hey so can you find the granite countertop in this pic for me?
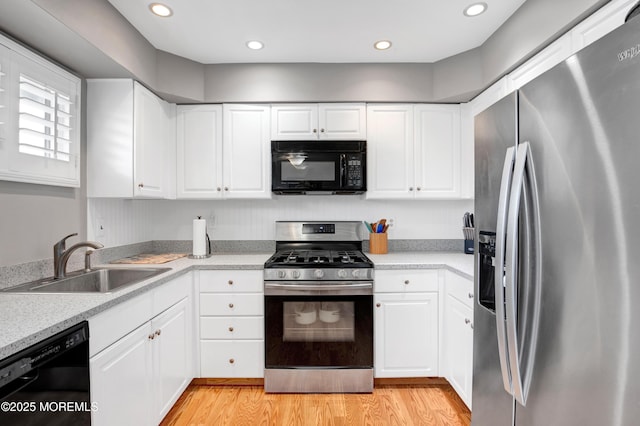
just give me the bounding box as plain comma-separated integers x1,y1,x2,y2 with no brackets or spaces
367,251,474,280
0,251,472,360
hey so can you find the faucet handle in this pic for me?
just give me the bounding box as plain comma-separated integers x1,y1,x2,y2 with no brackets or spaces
54,233,78,251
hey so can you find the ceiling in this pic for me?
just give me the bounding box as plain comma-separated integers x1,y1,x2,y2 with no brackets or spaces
107,0,527,64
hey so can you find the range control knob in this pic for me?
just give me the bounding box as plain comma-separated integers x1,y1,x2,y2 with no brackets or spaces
352,269,361,278
291,270,301,279
277,270,287,279
338,269,347,278
314,269,325,279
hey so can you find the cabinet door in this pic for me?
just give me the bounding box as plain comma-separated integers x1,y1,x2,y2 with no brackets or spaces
271,104,319,140
318,103,366,140
176,104,223,199
365,104,414,199
446,294,473,408
374,292,438,377
414,104,461,199
90,322,153,426
134,82,166,198
152,298,191,423
223,104,271,198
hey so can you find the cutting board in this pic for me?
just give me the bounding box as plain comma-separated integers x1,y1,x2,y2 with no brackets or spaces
110,253,187,264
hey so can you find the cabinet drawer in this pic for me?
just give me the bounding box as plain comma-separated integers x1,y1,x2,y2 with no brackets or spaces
375,269,439,293
200,293,263,316
446,271,474,308
200,340,264,378
199,270,263,293
200,316,264,339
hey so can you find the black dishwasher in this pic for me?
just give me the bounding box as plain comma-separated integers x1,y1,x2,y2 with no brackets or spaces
0,321,91,425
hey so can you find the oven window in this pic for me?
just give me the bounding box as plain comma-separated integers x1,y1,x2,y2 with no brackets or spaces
283,301,354,342
265,295,373,368
281,161,335,181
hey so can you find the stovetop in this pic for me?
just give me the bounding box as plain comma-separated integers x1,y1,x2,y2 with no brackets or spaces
265,249,373,269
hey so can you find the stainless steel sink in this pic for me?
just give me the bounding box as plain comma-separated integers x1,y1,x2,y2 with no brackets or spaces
2,267,171,294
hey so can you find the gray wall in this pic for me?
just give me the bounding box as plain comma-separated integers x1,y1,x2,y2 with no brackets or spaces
11,0,611,103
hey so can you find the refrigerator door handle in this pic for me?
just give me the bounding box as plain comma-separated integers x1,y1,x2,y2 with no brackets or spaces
505,141,542,406
495,146,516,396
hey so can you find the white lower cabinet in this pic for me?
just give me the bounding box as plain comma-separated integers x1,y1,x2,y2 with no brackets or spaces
198,270,264,378
89,274,193,426
444,271,474,408
374,269,439,378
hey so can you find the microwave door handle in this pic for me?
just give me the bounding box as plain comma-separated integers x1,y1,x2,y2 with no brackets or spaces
340,154,347,187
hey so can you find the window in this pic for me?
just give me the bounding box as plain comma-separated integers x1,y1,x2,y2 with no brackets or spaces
18,74,73,162
0,33,81,187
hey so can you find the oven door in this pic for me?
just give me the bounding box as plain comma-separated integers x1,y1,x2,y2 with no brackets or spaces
264,282,373,369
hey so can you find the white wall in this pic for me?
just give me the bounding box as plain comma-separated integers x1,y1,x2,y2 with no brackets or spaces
88,198,474,248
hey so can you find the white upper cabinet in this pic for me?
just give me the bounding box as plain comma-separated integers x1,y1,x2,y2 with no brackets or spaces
570,0,636,53
365,104,414,199
0,34,81,187
271,103,366,140
366,104,463,199
222,104,271,199
176,105,223,199
414,104,461,199
87,79,175,199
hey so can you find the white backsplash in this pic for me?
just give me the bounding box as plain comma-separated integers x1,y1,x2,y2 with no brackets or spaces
88,197,474,247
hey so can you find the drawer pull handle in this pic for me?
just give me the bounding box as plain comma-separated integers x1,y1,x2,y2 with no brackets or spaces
228,280,234,285
229,358,235,364
148,334,155,340
155,329,161,336
228,327,234,332
468,293,474,299
404,280,410,285
465,318,471,324
229,303,234,308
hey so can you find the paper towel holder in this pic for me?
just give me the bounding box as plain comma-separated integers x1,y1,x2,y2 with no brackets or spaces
188,216,213,259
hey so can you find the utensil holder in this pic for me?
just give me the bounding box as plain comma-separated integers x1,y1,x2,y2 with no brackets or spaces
369,232,388,254
463,227,474,254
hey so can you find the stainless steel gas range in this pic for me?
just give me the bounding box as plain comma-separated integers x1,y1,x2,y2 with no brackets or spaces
263,221,374,393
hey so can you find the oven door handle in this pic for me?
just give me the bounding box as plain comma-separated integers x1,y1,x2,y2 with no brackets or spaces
264,282,373,295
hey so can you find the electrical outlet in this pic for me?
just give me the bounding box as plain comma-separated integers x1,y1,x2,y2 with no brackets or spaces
207,212,216,230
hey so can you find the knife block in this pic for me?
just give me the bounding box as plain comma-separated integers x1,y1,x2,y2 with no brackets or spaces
369,232,388,254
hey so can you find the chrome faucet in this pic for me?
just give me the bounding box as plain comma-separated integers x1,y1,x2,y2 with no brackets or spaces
53,233,104,279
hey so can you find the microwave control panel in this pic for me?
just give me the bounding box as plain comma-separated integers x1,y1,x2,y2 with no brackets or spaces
346,154,363,187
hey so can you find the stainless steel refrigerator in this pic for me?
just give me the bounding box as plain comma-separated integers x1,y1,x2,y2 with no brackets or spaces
472,12,640,426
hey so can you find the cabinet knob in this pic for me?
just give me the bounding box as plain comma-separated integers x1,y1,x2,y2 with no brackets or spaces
313,129,317,133
155,329,161,336
320,128,325,133
228,303,234,308
229,358,235,364
376,303,381,308
138,183,144,188
228,280,234,285
465,318,471,324
404,280,410,285
217,187,222,192
224,187,229,191
468,293,474,299
228,326,234,332
417,187,421,191
148,334,155,340
409,187,414,191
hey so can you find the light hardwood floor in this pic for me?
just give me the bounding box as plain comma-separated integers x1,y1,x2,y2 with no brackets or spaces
161,383,471,426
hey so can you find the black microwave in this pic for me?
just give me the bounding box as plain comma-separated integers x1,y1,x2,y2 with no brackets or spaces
271,140,366,194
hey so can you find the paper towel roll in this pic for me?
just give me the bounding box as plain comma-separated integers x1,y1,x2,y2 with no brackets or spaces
192,219,207,256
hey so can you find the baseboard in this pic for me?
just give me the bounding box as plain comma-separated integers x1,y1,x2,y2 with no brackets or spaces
192,377,449,387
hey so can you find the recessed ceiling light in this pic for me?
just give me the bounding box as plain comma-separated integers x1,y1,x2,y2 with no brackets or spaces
149,3,173,17
464,2,488,17
246,41,264,50
374,40,392,50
